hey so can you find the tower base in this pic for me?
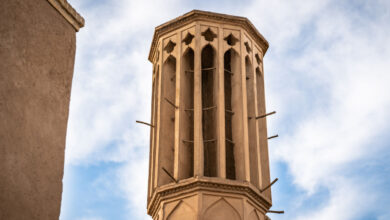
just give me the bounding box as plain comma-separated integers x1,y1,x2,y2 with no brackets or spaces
148,177,272,220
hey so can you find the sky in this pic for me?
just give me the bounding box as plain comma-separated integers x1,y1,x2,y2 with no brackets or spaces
60,0,390,219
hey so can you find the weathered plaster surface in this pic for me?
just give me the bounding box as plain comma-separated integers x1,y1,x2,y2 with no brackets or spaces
0,0,79,218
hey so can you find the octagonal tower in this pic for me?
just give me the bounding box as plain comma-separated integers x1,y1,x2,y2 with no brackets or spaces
146,10,275,220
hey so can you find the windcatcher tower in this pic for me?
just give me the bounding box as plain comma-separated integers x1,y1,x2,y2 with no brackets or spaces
146,10,276,220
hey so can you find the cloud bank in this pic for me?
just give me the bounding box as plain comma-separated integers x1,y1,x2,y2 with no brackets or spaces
62,0,390,219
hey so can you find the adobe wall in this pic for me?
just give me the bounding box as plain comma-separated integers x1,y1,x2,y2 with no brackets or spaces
0,0,78,218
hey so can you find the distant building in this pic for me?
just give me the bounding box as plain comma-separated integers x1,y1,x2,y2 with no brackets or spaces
146,10,278,220
0,0,83,219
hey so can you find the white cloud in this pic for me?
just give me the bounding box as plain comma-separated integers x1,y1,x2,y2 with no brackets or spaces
245,0,390,219
66,0,185,165
64,0,184,218
63,0,390,219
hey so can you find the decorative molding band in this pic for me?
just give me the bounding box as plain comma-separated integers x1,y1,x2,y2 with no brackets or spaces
46,0,84,31
148,10,269,62
147,177,273,217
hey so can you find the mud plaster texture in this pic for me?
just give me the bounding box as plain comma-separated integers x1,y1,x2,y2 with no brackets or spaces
0,0,76,219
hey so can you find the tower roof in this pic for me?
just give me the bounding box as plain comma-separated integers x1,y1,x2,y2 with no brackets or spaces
148,10,269,62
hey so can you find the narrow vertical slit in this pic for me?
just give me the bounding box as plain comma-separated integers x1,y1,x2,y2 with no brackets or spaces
180,48,194,179
246,56,259,187
224,49,236,180
159,56,176,185
201,45,217,177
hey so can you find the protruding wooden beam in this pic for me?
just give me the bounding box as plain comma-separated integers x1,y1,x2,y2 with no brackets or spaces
182,140,194,144
260,178,278,192
268,134,279,140
256,111,276,119
162,167,178,183
224,69,234,75
164,97,178,109
202,67,216,71
203,139,216,143
226,139,235,145
225,109,234,115
203,105,217,111
136,120,154,127
267,210,284,214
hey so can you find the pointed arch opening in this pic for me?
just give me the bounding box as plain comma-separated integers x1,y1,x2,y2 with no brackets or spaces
255,67,264,115
201,44,218,177
158,55,176,186
224,48,245,180
246,56,259,187
179,48,194,180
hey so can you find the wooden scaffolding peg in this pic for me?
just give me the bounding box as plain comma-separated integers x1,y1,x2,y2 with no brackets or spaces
203,105,217,111
267,210,284,214
268,134,278,140
182,140,194,144
256,111,276,119
202,67,216,71
260,178,278,192
162,167,178,183
135,120,154,127
203,139,216,143
225,109,235,115
164,97,178,109
224,69,234,75
226,138,235,145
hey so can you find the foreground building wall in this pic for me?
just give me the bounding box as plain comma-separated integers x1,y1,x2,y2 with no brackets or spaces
0,0,83,219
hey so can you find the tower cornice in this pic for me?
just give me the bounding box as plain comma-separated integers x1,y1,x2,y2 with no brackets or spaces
148,10,269,62
147,177,272,218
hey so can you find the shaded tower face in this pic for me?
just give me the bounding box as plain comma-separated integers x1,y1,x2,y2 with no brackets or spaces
147,10,272,220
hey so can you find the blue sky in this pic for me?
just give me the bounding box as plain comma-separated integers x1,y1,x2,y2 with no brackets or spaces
61,0,390,219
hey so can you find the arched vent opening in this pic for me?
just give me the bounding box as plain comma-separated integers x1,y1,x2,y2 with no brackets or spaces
255,67,264,114
224,49,236,180
246,56,259,187
159,56,176,186
180,48,194,179
201,45,217,177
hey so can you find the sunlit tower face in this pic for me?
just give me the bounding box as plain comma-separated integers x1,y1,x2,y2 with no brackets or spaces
144,10,278,220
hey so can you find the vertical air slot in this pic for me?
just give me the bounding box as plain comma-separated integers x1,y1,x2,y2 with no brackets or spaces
224,49,236,180
180,48,194,179
201,45,217,177
246,56,259,187
159,56,176,185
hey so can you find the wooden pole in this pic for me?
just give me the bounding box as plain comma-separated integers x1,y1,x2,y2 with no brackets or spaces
164,97,178,109
162,167,178,183
135,120,154,127
268,134,278,140
256,111,276,119
261,178,278,192
268,210,284,214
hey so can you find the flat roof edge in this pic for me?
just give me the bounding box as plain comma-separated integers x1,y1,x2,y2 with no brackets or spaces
47,0,85,31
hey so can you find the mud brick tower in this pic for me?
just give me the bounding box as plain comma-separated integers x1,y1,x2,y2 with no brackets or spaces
146,10,275,220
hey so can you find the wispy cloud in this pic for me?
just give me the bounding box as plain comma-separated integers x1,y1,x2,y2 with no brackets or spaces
62,0,390,219
245,0,390,219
